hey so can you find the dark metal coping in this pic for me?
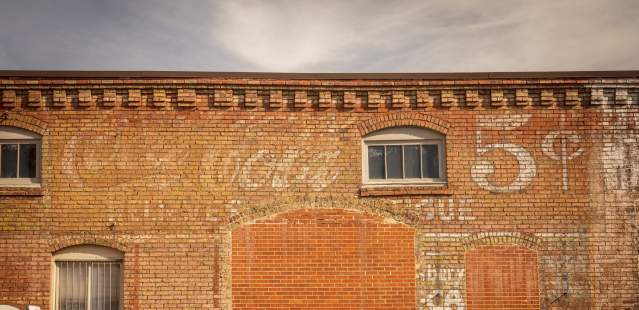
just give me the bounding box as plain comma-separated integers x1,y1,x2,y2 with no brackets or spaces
0,70,638,80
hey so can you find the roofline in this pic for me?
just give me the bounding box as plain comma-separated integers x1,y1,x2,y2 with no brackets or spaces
0,70,638,80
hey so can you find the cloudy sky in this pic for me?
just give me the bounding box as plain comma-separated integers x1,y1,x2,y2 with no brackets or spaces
0,0,638,72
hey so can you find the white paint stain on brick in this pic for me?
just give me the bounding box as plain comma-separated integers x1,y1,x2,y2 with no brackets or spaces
601,107,639,191
471,114,537,193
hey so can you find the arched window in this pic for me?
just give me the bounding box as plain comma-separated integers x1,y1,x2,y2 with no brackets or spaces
362,126,446,186
53,245,123,310
0,126,40,186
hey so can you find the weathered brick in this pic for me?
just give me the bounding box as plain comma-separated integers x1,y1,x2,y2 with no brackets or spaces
152,89,167,107
2,90,16,108
0,72,636,310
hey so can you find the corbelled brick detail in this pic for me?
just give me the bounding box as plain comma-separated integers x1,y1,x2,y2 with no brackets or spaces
491,89,507,107
294,90,309,109
591,88,605,105
441,89,457,107
52,90,67,107
152,89,167,107
78,89,94,107
343,91,358,109
27,90,42,107
391,90,407,108
541,89,556,106
177,89,196,107
318,91,331,109
616,88,630,105
102,89,117,107
243,89,258,108
565,89,581,106
214,89,233,107
127,89,141,107
2,90,16,108
367,91,383,109
466,90,481,107
516,88,532,106
416,90,434,108
269,90,282,109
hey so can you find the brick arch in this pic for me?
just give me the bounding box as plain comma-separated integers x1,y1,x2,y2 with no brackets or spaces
49,235,128,253
357,112,449,136
225,195,416,230
461,231,541,250
0,112,48,136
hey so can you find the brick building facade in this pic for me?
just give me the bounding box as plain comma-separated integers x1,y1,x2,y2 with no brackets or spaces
0,71,637,309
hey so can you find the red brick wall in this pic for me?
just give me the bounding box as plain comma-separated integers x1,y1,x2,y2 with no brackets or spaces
465,245,540,310
231,208,415,309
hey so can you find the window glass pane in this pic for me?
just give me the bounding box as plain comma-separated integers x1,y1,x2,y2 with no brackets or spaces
19,144,37,178
421,145,440,178
91,262,121,310
403,145,421,178
57,261,88,310
1,144,18,178
386,146,403,179
57,261,121,310
368,146,385,179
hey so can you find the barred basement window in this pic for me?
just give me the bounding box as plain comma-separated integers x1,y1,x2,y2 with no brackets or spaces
53,245,123,310
362,126,446,186
0,126,40,187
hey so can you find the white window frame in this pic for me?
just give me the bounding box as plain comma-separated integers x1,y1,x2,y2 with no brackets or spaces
51,245,124,310
0,126,41,187
362,126,447,187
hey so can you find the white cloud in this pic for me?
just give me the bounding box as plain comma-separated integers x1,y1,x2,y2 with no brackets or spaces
0,0,638,71
209,0,639,72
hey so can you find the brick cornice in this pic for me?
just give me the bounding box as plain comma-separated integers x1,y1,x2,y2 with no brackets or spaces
0,76,638,111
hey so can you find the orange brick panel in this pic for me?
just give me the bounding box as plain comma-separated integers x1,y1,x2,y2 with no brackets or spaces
232,209,416,309
465,245,540,310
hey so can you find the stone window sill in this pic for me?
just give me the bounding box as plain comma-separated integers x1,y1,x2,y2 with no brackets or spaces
359,184,452,197
0,186,44,196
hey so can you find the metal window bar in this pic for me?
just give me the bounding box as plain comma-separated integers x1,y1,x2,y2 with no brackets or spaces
56,261,122,310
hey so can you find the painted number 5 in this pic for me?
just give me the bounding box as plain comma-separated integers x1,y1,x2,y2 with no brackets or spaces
470,114,537,193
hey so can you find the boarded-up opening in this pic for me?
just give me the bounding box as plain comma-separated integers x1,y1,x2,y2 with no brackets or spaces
465,245,540,310
231,208,416,309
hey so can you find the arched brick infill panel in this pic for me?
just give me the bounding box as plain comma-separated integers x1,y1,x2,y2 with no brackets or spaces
231,208,416,309
465,244,541,310
358,112,449,136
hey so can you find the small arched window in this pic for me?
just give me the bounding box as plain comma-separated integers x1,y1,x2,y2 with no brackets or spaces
362,126,446,186
0,126,40,186
53,245,123,310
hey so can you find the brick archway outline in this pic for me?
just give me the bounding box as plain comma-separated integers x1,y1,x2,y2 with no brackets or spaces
49,235,128,254
461,231,541,250
217,194,420,310
0,112,48,136
357,112,449,137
